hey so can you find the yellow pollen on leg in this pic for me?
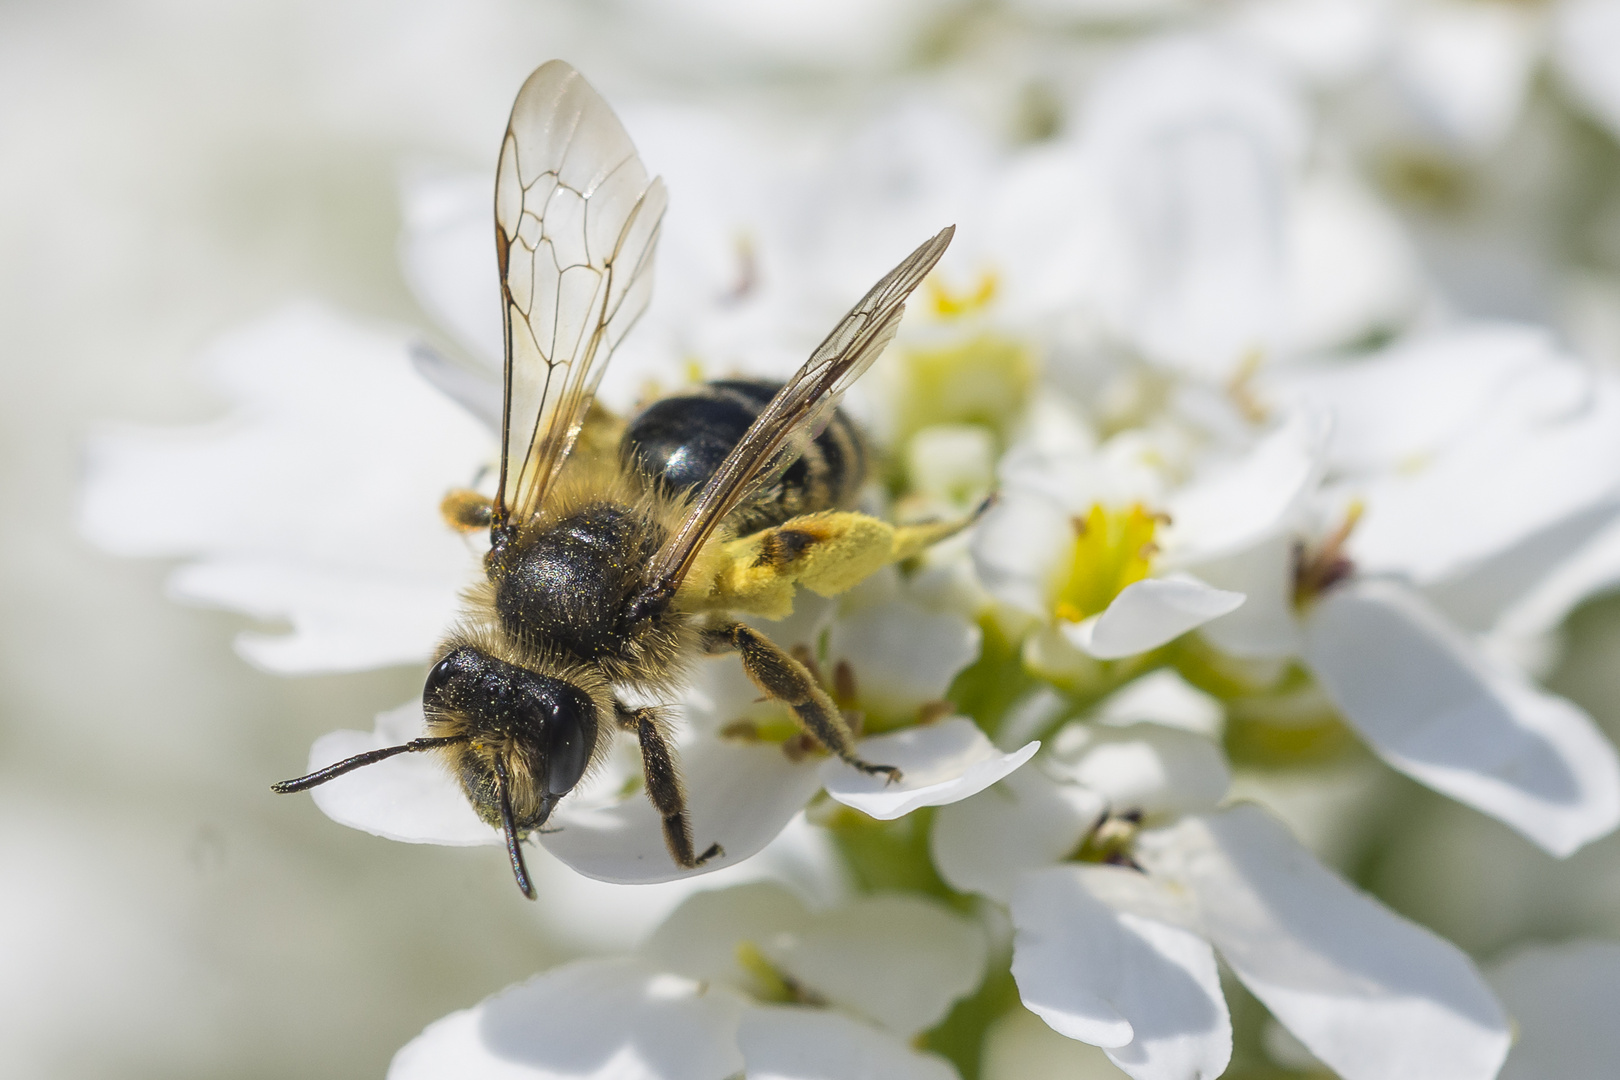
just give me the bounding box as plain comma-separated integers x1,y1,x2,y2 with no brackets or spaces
1051,503,1161,623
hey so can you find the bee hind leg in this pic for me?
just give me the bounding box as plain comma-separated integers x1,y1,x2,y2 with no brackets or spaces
614,702,723,869
701,622,902,783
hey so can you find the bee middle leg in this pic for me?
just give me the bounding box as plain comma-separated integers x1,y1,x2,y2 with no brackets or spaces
701,622,902,783
613,702,723,869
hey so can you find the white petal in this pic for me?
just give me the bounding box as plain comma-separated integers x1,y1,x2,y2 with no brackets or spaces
931,765,1107,903
1282,171,1422,355
78,304,492,674
1303,579,1620,856
543,736,825,885
1489,505,1620,640
1162,412,1324,565
1010,866,1231,1080
1141,805,1511,1080
971,487,1072,616
1082,38,1307,380
1555,0,1620,140
641,882,814,990
389,957,745,1080
399,166,503,368
825,597,980,724
1065,575,1245,660
305,701,496,847
168,557,461,673
1051,723,1231,817
1392,1,1540,151
1184,533,1302,659
1095,670,1224,737
821,718,1039,820
1489,940,1620,1080
737,1006,956,1080
766,894,988,1037
1260,322,1551,475
529,819,850,955
1349,358,1620,584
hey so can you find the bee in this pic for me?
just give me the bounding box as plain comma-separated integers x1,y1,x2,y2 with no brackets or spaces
273,60,964,898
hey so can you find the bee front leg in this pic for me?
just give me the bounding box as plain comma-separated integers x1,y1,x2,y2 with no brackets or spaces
701,623,902,783
614,702,723,870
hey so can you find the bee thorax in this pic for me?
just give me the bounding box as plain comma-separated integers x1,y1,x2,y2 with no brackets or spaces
491,502,667,662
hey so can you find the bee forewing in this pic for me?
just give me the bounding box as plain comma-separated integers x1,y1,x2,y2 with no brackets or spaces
495,60,666,528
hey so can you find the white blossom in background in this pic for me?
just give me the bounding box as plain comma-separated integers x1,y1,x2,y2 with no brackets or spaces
80,305,488,673
933,719,1512,1080
1204,325,1620,857
391,883,985,1080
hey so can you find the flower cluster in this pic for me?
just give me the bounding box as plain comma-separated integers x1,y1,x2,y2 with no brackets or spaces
82,3,1620,1077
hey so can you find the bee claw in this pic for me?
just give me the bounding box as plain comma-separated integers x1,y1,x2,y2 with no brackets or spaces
857,762,902,786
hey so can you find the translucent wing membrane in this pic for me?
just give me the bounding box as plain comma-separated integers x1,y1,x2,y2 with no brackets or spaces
495,60,667,528
644,226,955,597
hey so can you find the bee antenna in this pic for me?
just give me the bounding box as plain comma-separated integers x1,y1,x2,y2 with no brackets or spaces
493,755,538,900
270,735,470,794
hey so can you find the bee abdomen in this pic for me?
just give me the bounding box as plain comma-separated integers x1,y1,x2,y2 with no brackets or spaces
622,378,866,534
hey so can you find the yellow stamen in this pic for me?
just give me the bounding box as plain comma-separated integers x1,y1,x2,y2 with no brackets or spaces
927,269,999,318
1052,504,1160,623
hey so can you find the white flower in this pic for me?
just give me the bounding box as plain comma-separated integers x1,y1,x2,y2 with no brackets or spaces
1192,324,1620,856
301,569,1036,884
1015,35,1422,381
80,304,487,673
972,407,1319,665
390,883,986,1080
933,720,1513,1080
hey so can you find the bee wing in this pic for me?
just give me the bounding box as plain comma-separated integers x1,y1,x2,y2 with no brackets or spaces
643,226,954,597
494,60,666,529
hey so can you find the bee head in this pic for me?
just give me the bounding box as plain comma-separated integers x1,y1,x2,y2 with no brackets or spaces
421,646,601,834
271,645,603,901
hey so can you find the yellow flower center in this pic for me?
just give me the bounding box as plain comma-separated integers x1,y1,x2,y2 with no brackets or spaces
894,334,1036,448
927,269,999,318
1052,503,1160,623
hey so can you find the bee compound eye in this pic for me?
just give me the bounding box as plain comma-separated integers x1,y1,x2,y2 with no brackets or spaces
423,649,471,706
542,684,599,797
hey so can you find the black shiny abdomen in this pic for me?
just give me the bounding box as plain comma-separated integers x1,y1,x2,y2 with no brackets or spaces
493,502,663,660
621,378,866,534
